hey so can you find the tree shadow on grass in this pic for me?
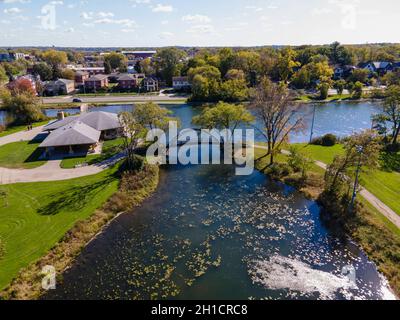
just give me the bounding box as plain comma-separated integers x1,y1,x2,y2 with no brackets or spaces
37,174,118,216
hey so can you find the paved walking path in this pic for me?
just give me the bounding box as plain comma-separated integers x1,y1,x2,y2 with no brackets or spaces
0,126,45,147
256,145,400,229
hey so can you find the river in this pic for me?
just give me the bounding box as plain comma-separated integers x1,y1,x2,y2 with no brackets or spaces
42,101,395,300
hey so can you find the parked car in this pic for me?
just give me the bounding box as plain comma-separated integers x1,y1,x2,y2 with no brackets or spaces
72,98,82,103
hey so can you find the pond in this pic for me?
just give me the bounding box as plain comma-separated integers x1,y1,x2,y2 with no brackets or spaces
42,102,395,300
43,162,394,300
41,101,382,143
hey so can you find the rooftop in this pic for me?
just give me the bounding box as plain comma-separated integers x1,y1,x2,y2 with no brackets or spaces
44,111,122,132
40,121,101,148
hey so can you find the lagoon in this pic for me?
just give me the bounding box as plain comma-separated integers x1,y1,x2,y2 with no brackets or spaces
42,102,394,300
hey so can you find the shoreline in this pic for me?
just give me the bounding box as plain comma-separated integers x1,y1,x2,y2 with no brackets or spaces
0,163,160,300
0,96,383,112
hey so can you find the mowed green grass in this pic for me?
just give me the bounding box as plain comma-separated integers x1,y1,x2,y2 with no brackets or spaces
0,121,49,138
292,143,345,164
0,141,47,169
60,138,125,169
0,165,120,290
292,143,400,216
360,170,400,216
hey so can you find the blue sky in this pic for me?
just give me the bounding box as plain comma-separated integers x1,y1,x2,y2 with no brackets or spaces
0,0,399,47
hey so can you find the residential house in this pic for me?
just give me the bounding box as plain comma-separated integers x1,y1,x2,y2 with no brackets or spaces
8,74,40,95
117,74,137,90
172,76,191,90
142,77,159,92
75,71,90,85
0,52,25,62
359,62,393,76
84,74,109,91
44,79,75,96
334,65,356,80
392,62,400,72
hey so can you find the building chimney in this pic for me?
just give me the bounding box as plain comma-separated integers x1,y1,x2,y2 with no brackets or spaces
57,111,65,121
80,103,89,114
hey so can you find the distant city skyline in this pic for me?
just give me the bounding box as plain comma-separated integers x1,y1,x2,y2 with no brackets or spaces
0,0,399,47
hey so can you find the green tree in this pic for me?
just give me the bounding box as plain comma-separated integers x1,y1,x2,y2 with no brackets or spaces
41,50,68,79
352,81,363,99
233,51,260,85
133,102,175,130
275,48,300,83
334,79,346,96
218,48,235,76
60,69,75,80
104,52,127,74
251,78,305,164
349,69,369,84
188,65,221,101
288,146,313,180
381,86,400,144
324,130,381,201
32,63,53,81
224,69,245,81
220,79,248,102
119,103,176,170
329,41,353,66
0,66,8,86
0,89,46,125
154,48,187,86
318,81,330,100
192,101,254,131
139,58,154,76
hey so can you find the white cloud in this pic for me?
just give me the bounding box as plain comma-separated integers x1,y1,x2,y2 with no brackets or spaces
3,7,21,14
152,4,173,13
182,14,211,24
186,24,215,34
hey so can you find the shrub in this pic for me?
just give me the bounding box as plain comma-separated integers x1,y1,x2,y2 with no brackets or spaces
266,163,292,179
321,134,338,146
312,134,337,146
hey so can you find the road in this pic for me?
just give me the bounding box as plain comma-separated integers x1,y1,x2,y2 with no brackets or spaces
42,94,187,105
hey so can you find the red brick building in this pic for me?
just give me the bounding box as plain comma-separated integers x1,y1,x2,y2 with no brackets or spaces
117,74,137,90
84,74,109,91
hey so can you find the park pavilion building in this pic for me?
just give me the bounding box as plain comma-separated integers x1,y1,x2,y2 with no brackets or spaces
40,111,123,156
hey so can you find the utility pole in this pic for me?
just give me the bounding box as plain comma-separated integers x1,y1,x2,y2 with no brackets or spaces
309,104,317,144
349,146,363,213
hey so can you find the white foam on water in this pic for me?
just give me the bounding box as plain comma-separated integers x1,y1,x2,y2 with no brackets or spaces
250,255,359,299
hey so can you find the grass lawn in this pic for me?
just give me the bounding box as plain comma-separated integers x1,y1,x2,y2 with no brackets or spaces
291,143,400,216
295,94,352,102
360,170,400,216
60,138,124,169
0,165,120,290
292,143,345,164
0,140,47,169
0,121,49,138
